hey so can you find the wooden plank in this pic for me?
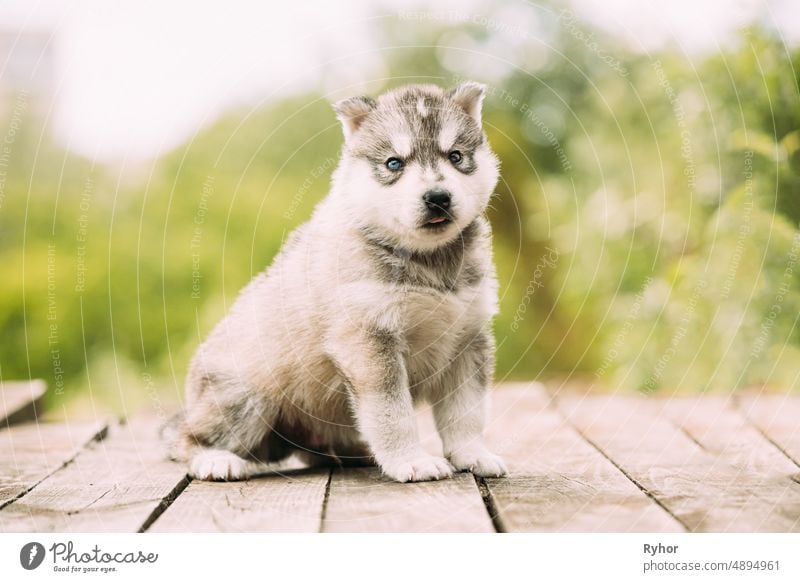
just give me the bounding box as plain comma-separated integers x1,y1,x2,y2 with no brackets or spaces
737,393,800,467
149,468,330,532
0,420,107,509
656,396,799,472
320,405,493,533
558,393,800,532
655,396,800,532
482,383,682,532
0,380,46,427
322,467,493,532
0,417,189,533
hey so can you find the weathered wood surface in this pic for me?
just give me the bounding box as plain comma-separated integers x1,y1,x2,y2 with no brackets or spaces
0,420,107,509
150,468,330,532
557,393,800,532
0,380,46,427
652,396,800,532
0,417,188,533
737,393,800,468
1,385,800,532
323,467,493,532
483,384,682,532
321,405,495,532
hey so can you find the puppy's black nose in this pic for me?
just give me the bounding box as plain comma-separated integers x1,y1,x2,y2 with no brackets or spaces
423,189,451,211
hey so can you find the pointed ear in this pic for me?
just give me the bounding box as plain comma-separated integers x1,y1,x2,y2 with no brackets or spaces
448,81,486,124
333,96,376,142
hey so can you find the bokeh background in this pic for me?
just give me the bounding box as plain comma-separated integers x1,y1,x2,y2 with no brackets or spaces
1,0,799,418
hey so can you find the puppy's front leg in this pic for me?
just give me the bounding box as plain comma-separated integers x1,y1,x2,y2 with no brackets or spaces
433,330,507,477
327,327,453,482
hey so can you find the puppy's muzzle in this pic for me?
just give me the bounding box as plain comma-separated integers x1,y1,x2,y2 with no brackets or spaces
422,189,453,226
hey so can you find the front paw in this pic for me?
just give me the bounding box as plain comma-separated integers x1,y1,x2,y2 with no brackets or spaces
449,448,507,477
380,453,454,483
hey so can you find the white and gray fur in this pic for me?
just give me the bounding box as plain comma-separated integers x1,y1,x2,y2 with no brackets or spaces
167,82,507,482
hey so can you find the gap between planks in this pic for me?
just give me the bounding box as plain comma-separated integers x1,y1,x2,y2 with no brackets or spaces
475,475,506,533
316,467,334,533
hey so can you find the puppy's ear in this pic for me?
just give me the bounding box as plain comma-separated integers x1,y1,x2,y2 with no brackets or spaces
448,81,486,124
333,96,376,143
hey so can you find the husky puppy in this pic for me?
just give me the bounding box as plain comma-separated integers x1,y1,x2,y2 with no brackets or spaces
169,82,507,482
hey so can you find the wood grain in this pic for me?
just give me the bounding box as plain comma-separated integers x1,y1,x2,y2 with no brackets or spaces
482,383,682,532
737,393,800,468
0,417,188,532
149,467,330,532
4,387,799,533
655,396,798,472
322,467,493,532
655,396,800,532
0,380,46,427
0,420,107,509
558,393,800,532
320,405,494,533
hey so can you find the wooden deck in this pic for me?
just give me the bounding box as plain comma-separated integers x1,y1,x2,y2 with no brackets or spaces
1,381,799,533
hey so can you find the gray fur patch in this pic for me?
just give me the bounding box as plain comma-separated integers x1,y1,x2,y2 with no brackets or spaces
349,85,485,180
360,219,484,292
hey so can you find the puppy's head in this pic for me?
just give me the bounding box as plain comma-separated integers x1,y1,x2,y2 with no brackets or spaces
331,82,499,251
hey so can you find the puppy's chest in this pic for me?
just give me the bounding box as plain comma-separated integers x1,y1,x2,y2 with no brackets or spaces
367,247,496,367
387,253,494,328
397,286,489,391
396,280,492,356
376,246,482,292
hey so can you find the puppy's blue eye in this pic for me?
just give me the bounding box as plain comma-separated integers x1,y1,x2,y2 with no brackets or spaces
385,157,404,171
448,150,463,165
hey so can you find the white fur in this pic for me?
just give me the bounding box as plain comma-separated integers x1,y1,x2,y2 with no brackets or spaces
438,116,459,152
416,97,428,117
190,449,258,481
391,130,414,159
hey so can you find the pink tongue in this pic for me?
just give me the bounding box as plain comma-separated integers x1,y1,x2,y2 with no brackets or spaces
428,216,447,224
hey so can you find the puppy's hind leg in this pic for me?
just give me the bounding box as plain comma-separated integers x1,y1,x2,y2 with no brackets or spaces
181,371,284,481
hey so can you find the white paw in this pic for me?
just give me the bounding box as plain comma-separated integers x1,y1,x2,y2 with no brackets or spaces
189,449,250,481
380,453,454,483
449,447,507,477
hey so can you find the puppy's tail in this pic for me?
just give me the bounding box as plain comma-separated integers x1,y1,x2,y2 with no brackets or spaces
159,410,195,462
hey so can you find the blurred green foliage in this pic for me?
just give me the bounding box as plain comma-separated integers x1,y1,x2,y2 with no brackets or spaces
1,14,798,413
